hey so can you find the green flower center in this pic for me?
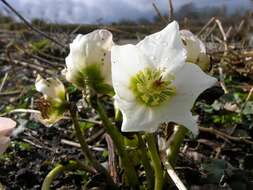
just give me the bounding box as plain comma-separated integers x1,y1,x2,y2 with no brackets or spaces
129,68,176,107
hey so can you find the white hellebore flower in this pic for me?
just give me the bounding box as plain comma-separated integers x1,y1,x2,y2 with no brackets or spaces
111,21,217,135
0,117,16,154
180,30,210,72
35,75,66,125
64,29,114,93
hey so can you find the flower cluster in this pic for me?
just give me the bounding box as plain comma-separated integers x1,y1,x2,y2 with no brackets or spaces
35,21,217,135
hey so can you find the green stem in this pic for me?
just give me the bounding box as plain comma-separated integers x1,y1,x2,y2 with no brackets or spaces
42,164,65,190
91,98,139,187
68,103,118,189
69,103,102,170
137,134,154,190
114,102,122,122
145,133,163,190
42,160,97,190
167,125,187,165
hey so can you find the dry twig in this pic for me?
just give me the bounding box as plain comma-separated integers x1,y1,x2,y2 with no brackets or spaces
60,139,105,152
0,90,21,97
199,127,253,145
197,17,215,36
152,1,168,24
104,134,118,183
164,161,187,190
0,72,8,92
0,56,55,75
168,0,174,22
218,67,229,94
215,19,228,52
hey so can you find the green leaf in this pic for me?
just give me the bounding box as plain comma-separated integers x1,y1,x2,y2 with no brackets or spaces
26,121,40,129
79,122,95,132
30,39,51,52
13,141,32,151
201,159,233,184
67,84,78,94
242,101,253,115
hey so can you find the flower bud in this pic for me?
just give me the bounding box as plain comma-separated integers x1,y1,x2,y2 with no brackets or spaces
64,30,114,95
180,30,211,72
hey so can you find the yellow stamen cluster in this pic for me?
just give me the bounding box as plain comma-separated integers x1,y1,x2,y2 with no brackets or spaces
129,68,176,107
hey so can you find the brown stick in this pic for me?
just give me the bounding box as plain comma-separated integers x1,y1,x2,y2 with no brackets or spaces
199,127,253,145
215,19,228,53
197,17,215,36
152,1,168,24
225,26,233,39
104,134,118,183
168,0,174,22
0,57,54,75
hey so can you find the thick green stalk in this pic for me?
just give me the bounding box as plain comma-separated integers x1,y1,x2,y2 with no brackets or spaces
167,125,187,165
137,134,154,190
145,133,163,190
92,99,139,187
42,164,65,190
69,103,117,189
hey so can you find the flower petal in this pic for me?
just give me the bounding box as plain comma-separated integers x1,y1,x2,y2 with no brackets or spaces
153,63,217,134
173,63,217,107
0,136,11,154
115,97,159,132
34,111,64,127
154,101,199,134
0,117,16,136
35,75,65,100
137,21,186,74
111,44,152,101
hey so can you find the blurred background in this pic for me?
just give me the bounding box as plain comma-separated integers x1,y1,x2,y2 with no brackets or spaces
0,0,252,24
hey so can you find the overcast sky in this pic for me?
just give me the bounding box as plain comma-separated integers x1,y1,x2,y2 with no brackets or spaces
0,0,252,24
